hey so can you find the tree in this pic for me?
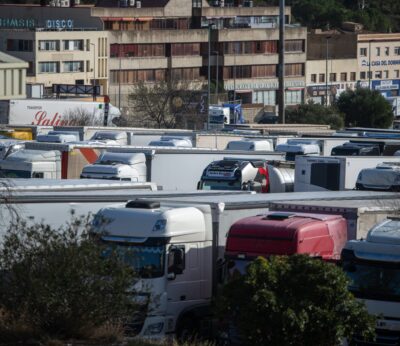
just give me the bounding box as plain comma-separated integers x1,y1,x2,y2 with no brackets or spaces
285,102,345,129
336,88,394,128
64,107,103,126
218,256,375,346
128,80,207,129
0,213,137,342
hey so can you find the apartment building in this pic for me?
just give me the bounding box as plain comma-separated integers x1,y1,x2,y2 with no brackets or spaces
307,27,400,114
0,51,28,100
91,0,307,116
0,4,109,95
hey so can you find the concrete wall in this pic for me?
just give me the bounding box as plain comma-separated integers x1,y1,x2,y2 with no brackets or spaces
0,62,28,100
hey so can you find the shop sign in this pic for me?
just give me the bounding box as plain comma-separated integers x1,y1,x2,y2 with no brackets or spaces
224,80,305,91
360,59,400,67
0,17,74,29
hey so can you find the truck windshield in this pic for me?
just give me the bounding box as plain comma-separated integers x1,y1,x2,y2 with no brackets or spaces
102,243,165,279
201,179,241,191
285,152,303,161
343,259,400,301
331,148,360,156
226,259,250,281
0,169,32,178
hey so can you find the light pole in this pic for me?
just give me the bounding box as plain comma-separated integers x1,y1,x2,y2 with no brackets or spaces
207,24,215,130
213,50,219,103
325,36,331,106
278,0,285,123
90,42,96,101
368,40,372,89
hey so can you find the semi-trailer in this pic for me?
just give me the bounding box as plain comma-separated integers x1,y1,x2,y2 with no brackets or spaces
294,155,400,192
89,190,399,339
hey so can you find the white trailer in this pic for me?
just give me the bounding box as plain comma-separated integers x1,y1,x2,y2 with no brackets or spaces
294,155,400,192
342,219,400,344
270,198,400,240
90,190,399,339
0,99,121,127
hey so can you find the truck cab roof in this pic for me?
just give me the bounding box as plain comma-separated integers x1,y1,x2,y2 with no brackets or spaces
96,152,146,166
2,149,60,162
226,211,346,259
275,139,320,154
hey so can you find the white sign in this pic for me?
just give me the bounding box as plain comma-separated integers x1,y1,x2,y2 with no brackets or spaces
224,80,305,91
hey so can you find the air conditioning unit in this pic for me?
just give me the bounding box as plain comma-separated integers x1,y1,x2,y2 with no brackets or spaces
136,0,141,8
129,0,135,6
60,0,70,7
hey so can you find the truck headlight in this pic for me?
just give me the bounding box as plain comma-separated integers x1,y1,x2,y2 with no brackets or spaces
144,322,164,335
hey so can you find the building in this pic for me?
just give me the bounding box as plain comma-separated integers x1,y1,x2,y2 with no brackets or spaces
0,4,109,96
0,51,28,100
91,0,307,119
307,27,400,115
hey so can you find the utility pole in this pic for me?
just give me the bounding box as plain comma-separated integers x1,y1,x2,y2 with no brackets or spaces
325,37,330,106
369,40,372,89
207,24,212,130
278,0,285,124
90,43,96,101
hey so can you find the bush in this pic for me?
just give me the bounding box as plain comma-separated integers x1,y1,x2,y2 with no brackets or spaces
218,255,375,346
337,87,394,128
285,102,345,130
0,214,137,342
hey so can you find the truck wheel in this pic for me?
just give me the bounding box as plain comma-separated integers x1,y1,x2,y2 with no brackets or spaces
176,316,200,342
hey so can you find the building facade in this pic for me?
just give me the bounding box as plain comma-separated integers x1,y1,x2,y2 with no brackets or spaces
0,5,109,96
91,0,307,117
0,51,28,100
307,29,400,115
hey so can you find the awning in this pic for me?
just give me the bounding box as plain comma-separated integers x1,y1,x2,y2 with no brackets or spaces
101,17,153,21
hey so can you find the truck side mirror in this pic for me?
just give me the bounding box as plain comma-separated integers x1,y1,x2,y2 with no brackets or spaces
197,181,201,190
168,246,185,278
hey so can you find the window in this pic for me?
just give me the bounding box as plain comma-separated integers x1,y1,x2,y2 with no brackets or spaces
285,90,303,105
395,70,400,78
110,44,166,58
384,70,389,79
340,72,347,82
395,47,400,55
375,71,382,79
252,90,276,105
350,72,356,81
319,73,325,83
110,69,166,84
311,74,317,83
6,39,33,52
360,71,366,79
285,40,303,52
172,68,201,80
39,40,59,51
63,40,83,51
39,62,59,73
171,43,200,56
222,41,278,55
329,73,336,82
360,47,367,57
63,61,84,72
285,63,304,77
385,47,390,56
376,47,381,56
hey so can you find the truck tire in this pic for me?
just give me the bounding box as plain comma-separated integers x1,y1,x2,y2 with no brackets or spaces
176,315,200,342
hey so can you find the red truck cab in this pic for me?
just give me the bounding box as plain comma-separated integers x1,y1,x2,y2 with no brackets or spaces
225,212,347,276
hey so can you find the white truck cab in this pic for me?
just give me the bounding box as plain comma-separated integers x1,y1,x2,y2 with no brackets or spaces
93,200,213,338
89,131,128,145
275,139,320,161
80,152,147,182
225,139,273,151
342,218,400,344
0,139,25,159
36,133,79,143
356,162,400,191
148,137,193,148
0,149,61,179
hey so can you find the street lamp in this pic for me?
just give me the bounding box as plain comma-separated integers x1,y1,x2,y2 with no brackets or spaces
90,42,96,101
207,23,216,130
325,36,331,106
368,40,372,89
278,0,285,123
212,50,219,103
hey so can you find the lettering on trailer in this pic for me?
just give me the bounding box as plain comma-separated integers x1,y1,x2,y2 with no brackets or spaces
32,111,70,126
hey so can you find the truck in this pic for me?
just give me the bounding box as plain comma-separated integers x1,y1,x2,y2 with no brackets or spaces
148,136,193,148
275,139,320,161
225,139,273,151
356,162,400,191
3,143,284,188
294,156,400,192
341,218,400,345
0,139,25,160
225,212,348,275
198,158,294,193
331,139,400,156
270,198,400,240
0,99,121,127
89,190,400,339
